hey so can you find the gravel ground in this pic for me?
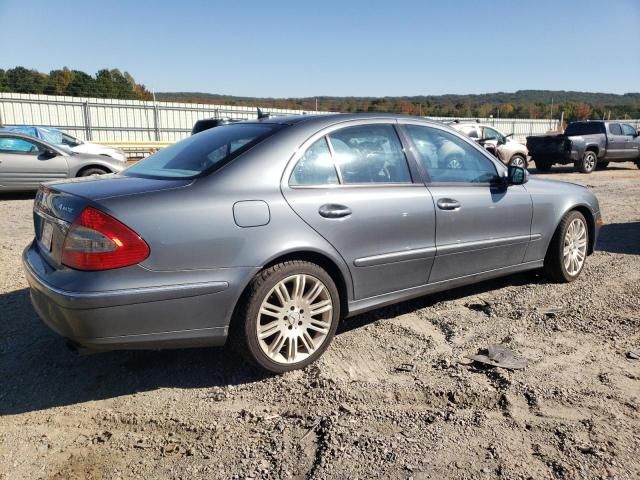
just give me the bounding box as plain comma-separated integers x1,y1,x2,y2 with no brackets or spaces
1,164,639,480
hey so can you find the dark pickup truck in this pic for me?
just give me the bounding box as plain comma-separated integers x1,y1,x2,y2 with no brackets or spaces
527,121,640,173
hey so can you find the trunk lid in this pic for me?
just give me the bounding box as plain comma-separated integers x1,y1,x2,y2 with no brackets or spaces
33,174,192,268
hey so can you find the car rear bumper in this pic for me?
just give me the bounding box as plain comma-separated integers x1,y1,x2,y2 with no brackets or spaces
22,243,251,351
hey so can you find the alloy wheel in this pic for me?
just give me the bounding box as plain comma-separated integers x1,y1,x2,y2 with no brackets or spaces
256,274,333,364
584,152,596,171
510,156,527,168
563,218,587,276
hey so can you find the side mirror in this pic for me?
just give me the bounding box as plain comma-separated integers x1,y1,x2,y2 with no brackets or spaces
43,148,58,158
508,165,528,185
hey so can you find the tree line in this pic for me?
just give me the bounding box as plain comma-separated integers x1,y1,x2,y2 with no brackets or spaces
0,67,152,100
159,91,640,122
1,66,638,121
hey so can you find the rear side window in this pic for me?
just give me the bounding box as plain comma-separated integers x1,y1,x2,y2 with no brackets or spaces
564,122,605,135
328,124,411,184
609,123,623,135
622,124,638,136
125,123,279,179
290,137,339,185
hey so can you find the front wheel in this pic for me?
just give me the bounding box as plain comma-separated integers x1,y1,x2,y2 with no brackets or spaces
543,211,589,283
575,151,597,173
235,261,340,373
79,167,109,177
509,154,528,169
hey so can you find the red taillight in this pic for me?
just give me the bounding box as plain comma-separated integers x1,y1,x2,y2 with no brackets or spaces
61,207,149,271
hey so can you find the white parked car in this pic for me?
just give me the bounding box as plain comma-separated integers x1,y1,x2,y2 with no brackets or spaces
0,126,127,162
449,121,529,168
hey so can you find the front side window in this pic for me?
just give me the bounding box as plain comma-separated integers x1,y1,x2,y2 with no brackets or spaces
622,124,637,136
482,127,505,144
328,125,411,184
290,137,338,185
0,137,42,154
125,123,279,179
609,123,623,135
403,125,499,183
61,132,82,147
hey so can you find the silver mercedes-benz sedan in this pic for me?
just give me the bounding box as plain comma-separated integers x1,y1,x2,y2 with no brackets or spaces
22,114,602,373
0,131,126,191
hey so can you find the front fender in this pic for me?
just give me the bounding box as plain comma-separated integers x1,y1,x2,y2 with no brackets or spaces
523,178,600,262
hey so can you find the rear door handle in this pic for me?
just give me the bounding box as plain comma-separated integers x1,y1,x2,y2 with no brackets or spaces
437,198,461,210
318,204,352,218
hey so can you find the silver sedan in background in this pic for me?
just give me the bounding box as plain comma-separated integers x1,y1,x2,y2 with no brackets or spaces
22,114,601,373
0,131,126,191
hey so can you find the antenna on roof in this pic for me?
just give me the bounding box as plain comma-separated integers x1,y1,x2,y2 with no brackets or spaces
257,108,270,120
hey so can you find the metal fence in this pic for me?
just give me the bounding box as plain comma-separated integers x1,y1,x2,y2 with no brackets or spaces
0,93,332,143
426,117,560,143
1,92,638,145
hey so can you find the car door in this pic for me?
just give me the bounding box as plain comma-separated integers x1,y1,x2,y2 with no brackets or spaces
0,136,69,190
282,121,436,300
621,124,640,159
400,123,533,284
606,123,627,159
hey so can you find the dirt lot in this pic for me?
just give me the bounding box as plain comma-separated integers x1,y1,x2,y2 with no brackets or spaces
1,164,639,480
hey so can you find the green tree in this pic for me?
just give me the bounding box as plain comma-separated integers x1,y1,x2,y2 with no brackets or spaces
5,67,47,93
45,67,75,95
66,70,96,97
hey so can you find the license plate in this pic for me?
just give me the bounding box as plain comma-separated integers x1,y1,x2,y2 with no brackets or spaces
41,221,54,252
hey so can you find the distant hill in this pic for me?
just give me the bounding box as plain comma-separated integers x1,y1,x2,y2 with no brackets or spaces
157,90,640,121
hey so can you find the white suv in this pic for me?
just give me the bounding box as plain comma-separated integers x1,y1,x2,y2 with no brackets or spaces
449,121,529,168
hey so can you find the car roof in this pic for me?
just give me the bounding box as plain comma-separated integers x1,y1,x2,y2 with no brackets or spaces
0,130,44,140
240,112,446,130
0,130,58,147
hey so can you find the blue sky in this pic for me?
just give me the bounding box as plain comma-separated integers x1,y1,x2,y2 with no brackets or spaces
0,0,638,97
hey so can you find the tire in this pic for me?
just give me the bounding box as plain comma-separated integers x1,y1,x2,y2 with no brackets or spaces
595,161,609,170
543,210,589,283
575,151,597,174
509,154,528,169
79,167,109,177
233,260,340,373
534,159,552,172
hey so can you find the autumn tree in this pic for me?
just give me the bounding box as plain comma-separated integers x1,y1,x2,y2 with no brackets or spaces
575,102,593,120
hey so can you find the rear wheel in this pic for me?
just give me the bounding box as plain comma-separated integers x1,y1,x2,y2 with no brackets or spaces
543,211,589,283
509,154,528,169
79,167,109,177
534,159,552,172
234,261,340,373
575,151,597,173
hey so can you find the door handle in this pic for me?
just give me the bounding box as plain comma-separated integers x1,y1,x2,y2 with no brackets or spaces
318,204,352,219
437,198,461,210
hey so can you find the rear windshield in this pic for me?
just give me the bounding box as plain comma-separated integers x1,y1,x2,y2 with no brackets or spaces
125,123,280,179
564,122,605,136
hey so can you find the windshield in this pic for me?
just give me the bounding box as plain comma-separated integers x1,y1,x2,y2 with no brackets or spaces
124,123,280,179
565,122,605,136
